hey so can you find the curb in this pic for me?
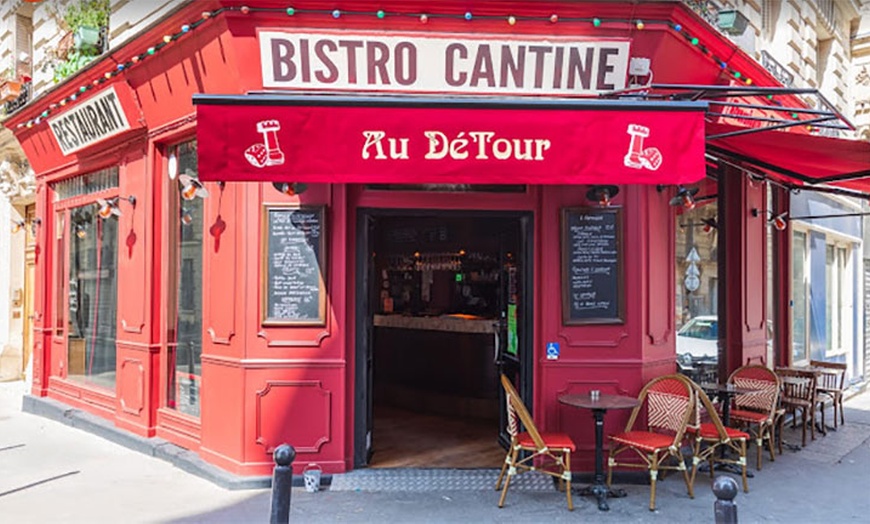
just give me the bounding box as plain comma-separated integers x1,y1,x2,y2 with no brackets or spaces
22,394,276,490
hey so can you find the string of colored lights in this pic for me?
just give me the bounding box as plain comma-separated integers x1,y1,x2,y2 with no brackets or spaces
17,5,793,130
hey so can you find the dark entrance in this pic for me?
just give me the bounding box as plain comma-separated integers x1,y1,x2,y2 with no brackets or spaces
354,210,533,468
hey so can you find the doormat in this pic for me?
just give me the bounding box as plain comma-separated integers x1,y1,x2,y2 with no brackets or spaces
328,468,555,492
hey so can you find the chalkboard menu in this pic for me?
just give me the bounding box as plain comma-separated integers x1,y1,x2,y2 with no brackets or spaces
262,206,326,325
561,207,624,325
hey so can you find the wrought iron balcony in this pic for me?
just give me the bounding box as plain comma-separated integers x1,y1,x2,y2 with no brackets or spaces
683,0,720,27
2,81,31,118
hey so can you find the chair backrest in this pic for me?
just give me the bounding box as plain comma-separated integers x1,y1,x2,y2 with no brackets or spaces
809,360,847,392
500,374,545,450
689,381,730,441
625,374,695,444
728,364,780,417
775,367,817,405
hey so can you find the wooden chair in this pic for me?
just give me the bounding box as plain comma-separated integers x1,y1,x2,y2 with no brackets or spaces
607,374,695,511
685,381,750,493
810,360,847,430
775,367,818,447
495,374,575,510
727,365,781,470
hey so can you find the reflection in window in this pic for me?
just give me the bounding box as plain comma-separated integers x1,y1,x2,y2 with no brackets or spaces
792,231,808,363
67,203,118,390
166,140,203,418
675,184,718,384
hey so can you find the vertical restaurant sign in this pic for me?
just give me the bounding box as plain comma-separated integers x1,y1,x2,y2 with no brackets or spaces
47,86,132,156
260,31,630,96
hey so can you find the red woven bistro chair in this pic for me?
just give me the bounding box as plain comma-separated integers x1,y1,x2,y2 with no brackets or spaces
727,365,781,470
685,381,750,493
607,374,695,511
495,374,575,511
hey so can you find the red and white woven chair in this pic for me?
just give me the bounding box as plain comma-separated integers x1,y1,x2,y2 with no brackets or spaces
685,381,750,493
495,374,575,510
607,374,695,511
727,365,781,470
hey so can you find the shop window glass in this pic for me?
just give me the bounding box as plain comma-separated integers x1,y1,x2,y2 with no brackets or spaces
53,168,118,200
166,140,203,418
55,212,65,333
792,231,809,363
67,203,118,390
675,185,718,384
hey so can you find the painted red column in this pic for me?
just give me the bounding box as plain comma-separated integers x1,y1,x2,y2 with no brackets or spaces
720,166,768,377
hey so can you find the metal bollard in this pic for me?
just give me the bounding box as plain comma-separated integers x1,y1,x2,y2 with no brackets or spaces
713,475,738,524
270,444,296,524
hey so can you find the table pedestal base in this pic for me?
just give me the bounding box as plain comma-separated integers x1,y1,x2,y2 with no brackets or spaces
697,462,755,477
575,481,627,511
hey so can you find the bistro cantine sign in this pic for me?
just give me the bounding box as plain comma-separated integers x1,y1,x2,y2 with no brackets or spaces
47,86,131,156
260,31,630,96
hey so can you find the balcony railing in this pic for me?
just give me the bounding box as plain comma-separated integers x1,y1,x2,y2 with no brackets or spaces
683,0,720,27
3,81,31,117
815,0,835,30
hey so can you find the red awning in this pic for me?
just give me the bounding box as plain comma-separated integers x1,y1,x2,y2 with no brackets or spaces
706,122,870,193
195,95,707,186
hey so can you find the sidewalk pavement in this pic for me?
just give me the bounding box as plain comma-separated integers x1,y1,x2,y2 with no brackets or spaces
3,378,870,523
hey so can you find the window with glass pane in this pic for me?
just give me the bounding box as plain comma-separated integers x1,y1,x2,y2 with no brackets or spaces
55,212,65,333
166,140,203,417
791,231,808,363
67,203,118,390
674,185,719,384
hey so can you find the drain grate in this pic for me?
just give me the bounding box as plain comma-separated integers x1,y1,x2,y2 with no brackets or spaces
328,468,556,492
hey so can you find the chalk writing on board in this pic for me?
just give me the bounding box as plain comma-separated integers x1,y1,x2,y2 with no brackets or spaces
562,208,623,324
263,206,326,325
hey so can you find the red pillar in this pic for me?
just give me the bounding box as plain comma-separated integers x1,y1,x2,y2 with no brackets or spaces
720,166,768,377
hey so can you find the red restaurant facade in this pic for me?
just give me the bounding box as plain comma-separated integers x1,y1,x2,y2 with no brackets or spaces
9,0,860,479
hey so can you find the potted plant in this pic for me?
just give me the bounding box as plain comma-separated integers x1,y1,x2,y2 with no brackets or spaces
0,66,22,103
63,0,110,53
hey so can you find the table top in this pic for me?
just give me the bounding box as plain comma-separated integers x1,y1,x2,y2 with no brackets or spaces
699,383,758,395
558,393,640,411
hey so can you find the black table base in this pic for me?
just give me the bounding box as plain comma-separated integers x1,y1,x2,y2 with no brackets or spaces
575,483,628,511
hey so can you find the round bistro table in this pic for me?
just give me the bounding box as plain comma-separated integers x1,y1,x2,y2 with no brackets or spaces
558,392,640,511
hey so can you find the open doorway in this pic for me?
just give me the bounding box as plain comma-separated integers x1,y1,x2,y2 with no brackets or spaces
355,211,533,468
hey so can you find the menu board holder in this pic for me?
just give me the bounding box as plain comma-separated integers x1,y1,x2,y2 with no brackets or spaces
262,205,326,326
561,207,624,325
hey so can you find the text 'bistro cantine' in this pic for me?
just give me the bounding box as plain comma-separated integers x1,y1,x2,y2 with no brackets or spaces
260,31,630,96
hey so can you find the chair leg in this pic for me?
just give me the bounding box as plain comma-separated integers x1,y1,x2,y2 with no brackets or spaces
810,405,816,441
679,454,694,500
765,426,776,462
495,454,509,490
564,452,573,511
649,456,659,512
795,408,807,447
839,396,845,426
739,440,749,493
756,434,763,470
498,448,519,508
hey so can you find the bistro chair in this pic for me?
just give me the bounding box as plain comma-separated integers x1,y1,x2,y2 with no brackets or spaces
775,367,818,447
685,381,750,493
726,365,781,470
607,374,695,511
495,374,575,511
810,360,847,430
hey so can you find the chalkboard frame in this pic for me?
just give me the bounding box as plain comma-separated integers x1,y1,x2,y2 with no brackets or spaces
261,205,327,326
561,206,625,325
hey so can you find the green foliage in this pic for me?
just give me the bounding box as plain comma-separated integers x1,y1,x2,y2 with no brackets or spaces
52,49,97,83
63,0,110,31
